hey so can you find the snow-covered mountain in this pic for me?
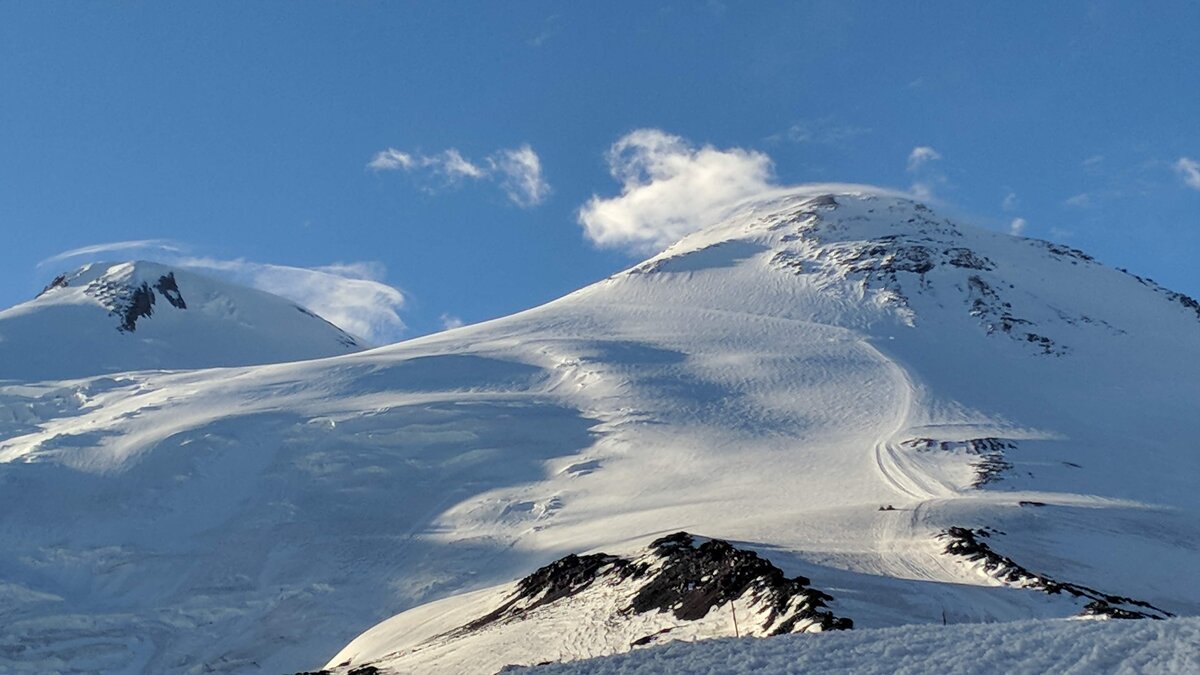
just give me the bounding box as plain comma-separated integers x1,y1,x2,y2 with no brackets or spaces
0,261,364,381
1,188,1198,674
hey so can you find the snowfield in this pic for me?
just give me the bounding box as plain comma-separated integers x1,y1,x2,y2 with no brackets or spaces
1,187,1198,673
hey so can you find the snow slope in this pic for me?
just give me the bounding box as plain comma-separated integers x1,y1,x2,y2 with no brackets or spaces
526,617,1200,675
0,261,363,381
1,188,1198,673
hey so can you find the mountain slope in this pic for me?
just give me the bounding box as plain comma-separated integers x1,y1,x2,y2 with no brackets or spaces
0,261,364,381
526,616,1200,675
1,188,1198,674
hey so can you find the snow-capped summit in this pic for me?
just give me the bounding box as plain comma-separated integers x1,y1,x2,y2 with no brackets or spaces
0,261,364,381
1,190,1198,674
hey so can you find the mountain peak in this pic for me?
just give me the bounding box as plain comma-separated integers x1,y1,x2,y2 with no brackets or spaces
612,190,1198,358
38,261,194,332
1,261,364,381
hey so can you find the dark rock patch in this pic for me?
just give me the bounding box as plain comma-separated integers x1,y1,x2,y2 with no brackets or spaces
627,532,850,634
1033,240,1096,264
295,306,362,348
461,553,630,633
940,527,1171,620
902,437,1015,488
945,247,995,271
154,272,187,309
966,275,1066,355
116,282,156,333
446,532,849,646
37,273,69,297
630,627,675,647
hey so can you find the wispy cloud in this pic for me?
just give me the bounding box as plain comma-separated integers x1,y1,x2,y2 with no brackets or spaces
179,257,407,344
1002,192,1018,211
368,143,550,208
40,243,407,344
37,239,185,268
366,148,415,171
1174,157,1200,191
494,145,551,208
1083,154,1105,168
1064,192,1093,208
368,148,485,180
577,129,775,253
1009,217,1027,236
528,14,560,47
905,146,948,200
439,313,464,330
907,146,942,172
909,182,935,201
767,117,871,145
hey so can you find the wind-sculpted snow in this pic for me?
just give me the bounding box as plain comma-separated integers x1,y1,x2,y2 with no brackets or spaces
1,189,1199,673
523,616,1200,675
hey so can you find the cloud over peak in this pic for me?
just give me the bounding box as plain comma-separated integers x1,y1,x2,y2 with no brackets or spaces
41,242,407,345
369,143,549,208
577,129,774,253
180,257,407,344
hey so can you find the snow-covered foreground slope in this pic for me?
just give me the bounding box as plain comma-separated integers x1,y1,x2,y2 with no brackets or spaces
1,189,1198,673
526,617,1200,675
0,261,363,380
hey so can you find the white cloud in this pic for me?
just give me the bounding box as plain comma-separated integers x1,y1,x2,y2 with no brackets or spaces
907,146,942,172
1174,157,1200,191
437,149,486,179
577,129,774,253
1083,154,1105,168
369,143,549,207
1002,192,1018,211
494,144,551,207
439,313,465,330
38,239,184,268
178,257,407,344
1009,217,1027,236
368,148,484,180
367,148,415,171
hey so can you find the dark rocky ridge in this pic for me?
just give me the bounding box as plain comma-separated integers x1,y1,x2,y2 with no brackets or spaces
98,272,187,332
629,533,851,634
39,267,194,333
940,526,1172,620
444,532,850,647
902,437,1015,488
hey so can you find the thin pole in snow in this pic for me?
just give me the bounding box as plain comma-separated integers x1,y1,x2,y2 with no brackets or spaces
731,600,740,638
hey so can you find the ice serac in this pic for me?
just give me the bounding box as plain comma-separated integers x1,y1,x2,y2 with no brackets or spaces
1,189,1198,674
0,261,363,380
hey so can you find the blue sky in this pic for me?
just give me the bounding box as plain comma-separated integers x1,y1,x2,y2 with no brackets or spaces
2,1,1199,342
